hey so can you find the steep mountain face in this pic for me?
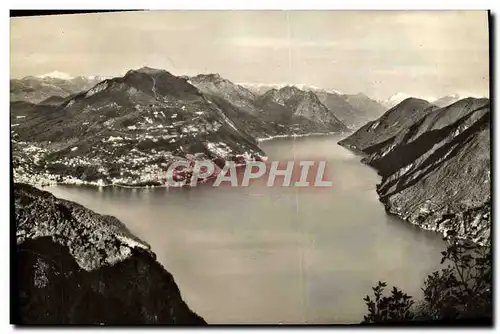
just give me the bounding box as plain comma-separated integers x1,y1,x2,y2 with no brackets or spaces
11,67,266,187
13,183,206,325
339,98,491,243
257,86,347,132
10,76,103,104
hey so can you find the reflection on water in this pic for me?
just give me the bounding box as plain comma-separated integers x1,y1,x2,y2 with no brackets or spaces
45,135,446,324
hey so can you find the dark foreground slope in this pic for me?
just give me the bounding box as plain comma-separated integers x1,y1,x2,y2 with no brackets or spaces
13,183,206,325
339,98,491,243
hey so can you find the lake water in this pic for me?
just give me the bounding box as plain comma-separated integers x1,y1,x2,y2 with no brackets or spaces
46,135,446,324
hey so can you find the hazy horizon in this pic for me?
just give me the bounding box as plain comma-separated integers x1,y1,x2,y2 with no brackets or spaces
10,10,489,100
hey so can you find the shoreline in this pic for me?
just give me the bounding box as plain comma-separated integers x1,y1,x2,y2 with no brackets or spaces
338,142,487,245
30,175,217,190
256,131,349,143
22,132,350,190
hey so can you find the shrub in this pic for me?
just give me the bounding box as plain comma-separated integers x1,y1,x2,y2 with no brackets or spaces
362,282,414,323
362,233,492,323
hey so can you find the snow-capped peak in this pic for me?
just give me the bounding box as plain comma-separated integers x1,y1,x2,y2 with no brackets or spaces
380,92,411,108
294,84,342,95
382,92,437,108
387,92,412,103
237,82,342,95
81,75,111,81
37,71,73,80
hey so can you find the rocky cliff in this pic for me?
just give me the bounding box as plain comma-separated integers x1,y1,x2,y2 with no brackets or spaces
13,183,206,325
339,98,491,243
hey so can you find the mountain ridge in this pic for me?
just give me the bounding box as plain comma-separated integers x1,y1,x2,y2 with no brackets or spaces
339,97,491,243
11,75,105,104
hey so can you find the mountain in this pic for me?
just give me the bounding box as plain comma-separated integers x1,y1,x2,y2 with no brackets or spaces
14,183,206,325
338,98,438,152
339,98,491,243
313,91,361,129
240,82,385,128
431,94,463,108
188,75,288,138
381,92,441,109
238,82,342,96
11,67,266,187
190,74,348,137
256,86,347,132
39,95,67,106
189,74,260,116
383,92,490,109
37,71,110,82
37,71,74,80
314,92,386,129
341,93,386,120
381,92,413,109
10,75,104,104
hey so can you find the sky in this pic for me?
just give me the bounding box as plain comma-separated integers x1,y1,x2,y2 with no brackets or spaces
10,10,489,101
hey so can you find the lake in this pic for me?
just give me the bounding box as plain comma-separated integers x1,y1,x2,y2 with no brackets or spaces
45,135,446,324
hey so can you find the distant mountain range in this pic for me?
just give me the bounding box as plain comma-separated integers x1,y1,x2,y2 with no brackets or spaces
431,94,463,107
381,92,487,109
199,79,385,129
380,92,415,109
339,97,491,243
10,75,105,104
239,82,342,96
10,66,488,192
189,74,347,138
37,71,78,80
